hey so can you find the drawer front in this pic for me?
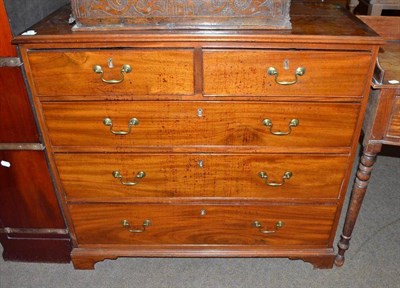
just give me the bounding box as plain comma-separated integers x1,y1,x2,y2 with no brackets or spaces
42,101,359,148
57,153,348,200
203,50,372,97
27,50,194,97
386,96,400,139
0,67,40,142
70,204,336,246
0,151,66,229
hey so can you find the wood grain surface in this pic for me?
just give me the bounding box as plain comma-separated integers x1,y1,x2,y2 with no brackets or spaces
203,50,372,97
41,101,360,149
0,151,65,228
69,204,337,246
386,96,400,138
0,68,40,142
27,49,194,97
0,0,15,56
55,153,348,200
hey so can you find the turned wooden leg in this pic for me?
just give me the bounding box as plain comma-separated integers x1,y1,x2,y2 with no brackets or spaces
335,151,377,267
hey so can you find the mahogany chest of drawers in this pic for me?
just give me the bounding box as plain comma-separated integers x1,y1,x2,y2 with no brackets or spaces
15,3,382,269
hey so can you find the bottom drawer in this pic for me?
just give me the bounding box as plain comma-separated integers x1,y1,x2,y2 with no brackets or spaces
70,204,337,246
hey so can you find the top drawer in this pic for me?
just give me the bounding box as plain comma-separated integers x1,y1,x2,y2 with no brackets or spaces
26,49,195,97
203,50,372,97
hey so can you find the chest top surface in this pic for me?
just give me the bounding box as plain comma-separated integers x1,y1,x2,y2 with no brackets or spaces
14,2,382,46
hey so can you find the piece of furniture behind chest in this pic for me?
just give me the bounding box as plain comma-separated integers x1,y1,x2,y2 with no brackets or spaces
336,15,400,266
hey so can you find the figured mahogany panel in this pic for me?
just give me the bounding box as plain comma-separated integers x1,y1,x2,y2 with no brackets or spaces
0,67,39,143
203,50,372,97
41,101,360,149
56,153,348,200
27,49,194,97
69,204,336,246
386,96,400,139
0,151,65,228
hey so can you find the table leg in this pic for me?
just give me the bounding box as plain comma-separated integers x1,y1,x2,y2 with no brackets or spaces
335,149,377,267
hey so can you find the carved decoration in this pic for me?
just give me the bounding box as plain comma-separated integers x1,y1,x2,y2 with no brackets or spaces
76,0,282,17
71,0,291,29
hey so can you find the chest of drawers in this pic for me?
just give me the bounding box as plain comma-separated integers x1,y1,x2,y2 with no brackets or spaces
15,3,382,269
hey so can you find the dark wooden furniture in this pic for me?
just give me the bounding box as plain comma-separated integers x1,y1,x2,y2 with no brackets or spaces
336,16,400,267
357,0,400,15
15,3,382,269
0,0,71,263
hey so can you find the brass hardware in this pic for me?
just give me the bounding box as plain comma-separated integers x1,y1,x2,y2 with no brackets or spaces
197,108,204,118
262,118,299,136
93,63,132,84
252,220,284,234
267,66,305,85
200,209,207,216
258,171,293,187
103,117,139,135
112,170,146,186
121,219,151,233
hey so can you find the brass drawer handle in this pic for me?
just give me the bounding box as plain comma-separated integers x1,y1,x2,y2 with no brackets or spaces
112,170,146,186
121,219,151,233
267,67,305,85
103,118,139,135
262,118,299,136
258,171,292,187
93,64,132,84
252,220,284,234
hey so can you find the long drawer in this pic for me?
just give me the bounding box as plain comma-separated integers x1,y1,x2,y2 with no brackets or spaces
42,101,359,148
56,153,348,200
69,204,337,246
27,49,195,97
203,50,372,97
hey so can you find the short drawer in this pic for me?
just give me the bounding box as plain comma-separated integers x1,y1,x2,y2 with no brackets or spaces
386,96,400,139
27,49,194,97
57,153,348,200
42,101,360,148
69,204,337,246
203,50,372,97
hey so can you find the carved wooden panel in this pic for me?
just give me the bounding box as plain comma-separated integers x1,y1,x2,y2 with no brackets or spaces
71,0,291,29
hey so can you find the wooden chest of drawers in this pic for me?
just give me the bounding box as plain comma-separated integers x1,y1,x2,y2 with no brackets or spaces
15,3,382,269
